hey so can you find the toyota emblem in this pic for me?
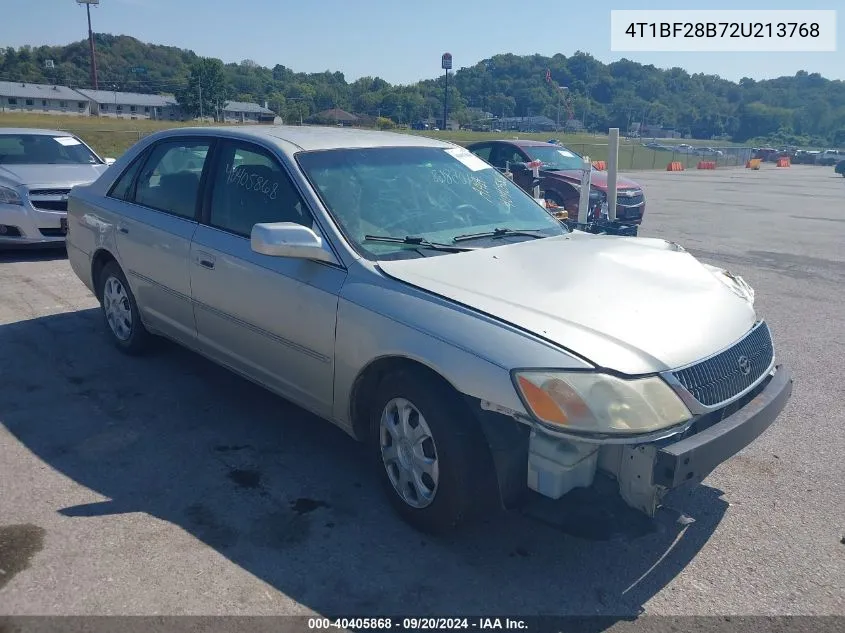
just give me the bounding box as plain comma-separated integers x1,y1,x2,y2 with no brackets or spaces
737,355,751,376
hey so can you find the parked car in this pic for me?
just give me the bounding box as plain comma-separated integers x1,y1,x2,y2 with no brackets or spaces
466,139,646,224
674,143,697,155
695,147,724,157
835,160,845,176
753,147,778,162
66,126,793,535
792,150,820,165
0,128,114,247
816,149,845,166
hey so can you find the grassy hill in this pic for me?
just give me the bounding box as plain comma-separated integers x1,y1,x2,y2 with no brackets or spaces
2,36,844,147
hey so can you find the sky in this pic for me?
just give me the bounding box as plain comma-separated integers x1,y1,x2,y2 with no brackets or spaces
1,0,842,85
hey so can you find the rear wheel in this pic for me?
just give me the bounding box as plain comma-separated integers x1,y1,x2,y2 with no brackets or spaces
370,369,496,535
98,261,151,355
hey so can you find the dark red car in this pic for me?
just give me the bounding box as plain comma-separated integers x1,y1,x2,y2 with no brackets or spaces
466,139,646,224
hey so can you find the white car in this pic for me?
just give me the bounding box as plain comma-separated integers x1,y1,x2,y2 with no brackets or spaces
0,128,114,247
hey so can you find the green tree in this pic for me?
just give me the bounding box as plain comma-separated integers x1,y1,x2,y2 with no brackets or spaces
178,57,227,119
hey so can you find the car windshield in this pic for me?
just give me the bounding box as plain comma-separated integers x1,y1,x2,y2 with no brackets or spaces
0,134,101,165
521,144,586,171
296,146,567,260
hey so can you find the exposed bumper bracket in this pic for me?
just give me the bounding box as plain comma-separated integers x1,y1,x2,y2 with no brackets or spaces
653,365,793,489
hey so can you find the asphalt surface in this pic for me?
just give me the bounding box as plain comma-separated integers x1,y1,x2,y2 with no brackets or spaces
0,164,843,618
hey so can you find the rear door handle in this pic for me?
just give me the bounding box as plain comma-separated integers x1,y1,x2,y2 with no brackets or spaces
195,251,216,270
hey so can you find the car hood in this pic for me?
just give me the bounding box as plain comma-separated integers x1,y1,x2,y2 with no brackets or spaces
0,163,109,188
545,169,641,192
377,233,756,375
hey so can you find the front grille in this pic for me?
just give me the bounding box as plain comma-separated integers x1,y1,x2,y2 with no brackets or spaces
28,188,71,213
38,228,66,237
672,321,774,407
616,191,644,208
30,200,68,212
29,188,71,197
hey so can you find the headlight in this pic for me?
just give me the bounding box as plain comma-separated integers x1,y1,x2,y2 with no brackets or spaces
704,264,755,305
0,186,23,205
513,370,692,436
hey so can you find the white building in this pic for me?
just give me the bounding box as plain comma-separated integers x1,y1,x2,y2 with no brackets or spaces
76,89,182,120
0,82,90,116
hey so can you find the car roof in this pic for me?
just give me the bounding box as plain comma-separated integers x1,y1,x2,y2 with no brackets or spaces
153,125,456,152
0,128,75,137
473,139,556,148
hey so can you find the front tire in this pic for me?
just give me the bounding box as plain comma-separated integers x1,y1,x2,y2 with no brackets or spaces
370,369,496,535
98,261,151,355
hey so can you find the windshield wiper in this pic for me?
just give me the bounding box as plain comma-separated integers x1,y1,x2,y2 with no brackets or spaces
452,228,550,243
363,234,475,252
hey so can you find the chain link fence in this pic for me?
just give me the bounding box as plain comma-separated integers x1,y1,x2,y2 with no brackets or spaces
58,127,757,171
556,143,755,171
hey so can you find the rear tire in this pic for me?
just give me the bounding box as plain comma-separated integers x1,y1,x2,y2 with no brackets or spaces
98,261,151,355
369,369,496,535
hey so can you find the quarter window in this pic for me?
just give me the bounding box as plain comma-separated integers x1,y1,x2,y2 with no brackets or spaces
108,154,146,202
207,141,313,237
134,140,211,219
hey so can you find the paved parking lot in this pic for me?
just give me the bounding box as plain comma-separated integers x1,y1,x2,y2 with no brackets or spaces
0,164,843,617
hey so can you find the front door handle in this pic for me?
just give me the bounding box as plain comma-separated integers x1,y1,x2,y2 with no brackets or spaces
195,251,216,270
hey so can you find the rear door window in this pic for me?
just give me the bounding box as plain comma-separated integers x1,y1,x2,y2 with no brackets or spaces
134,140,211,219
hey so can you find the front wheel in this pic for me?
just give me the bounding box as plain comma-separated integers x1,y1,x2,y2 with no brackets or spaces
98,261,151,355
370,369,496,535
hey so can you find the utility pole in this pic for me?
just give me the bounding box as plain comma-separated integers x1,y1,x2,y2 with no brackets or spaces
198,81,203,120
77,0,99,89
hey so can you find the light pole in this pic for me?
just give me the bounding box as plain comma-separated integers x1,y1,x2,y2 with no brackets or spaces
441,52,452,130
556,86,568,130
76,0,99,90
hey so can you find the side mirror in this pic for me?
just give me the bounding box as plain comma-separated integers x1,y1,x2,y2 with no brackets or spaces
104,157,116,165
250,222,334,263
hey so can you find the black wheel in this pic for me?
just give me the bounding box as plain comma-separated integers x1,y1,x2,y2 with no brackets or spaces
544,190,565,207
97,261,151,355
369,369,496,535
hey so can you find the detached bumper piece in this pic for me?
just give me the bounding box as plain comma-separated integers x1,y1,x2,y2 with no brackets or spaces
566,219,639,237
654,365,793,489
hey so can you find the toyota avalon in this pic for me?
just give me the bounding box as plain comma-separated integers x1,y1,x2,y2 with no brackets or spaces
65,126,793,534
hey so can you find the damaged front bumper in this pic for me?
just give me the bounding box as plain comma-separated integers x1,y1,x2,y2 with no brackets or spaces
523,364,793,516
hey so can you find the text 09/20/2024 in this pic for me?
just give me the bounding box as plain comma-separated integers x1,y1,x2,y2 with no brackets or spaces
610,9,837,52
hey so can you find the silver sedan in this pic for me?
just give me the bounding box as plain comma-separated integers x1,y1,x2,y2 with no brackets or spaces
0,128,113,246
65,126,793,534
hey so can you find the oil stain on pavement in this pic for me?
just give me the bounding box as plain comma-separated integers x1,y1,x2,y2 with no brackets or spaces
0,524,46,590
